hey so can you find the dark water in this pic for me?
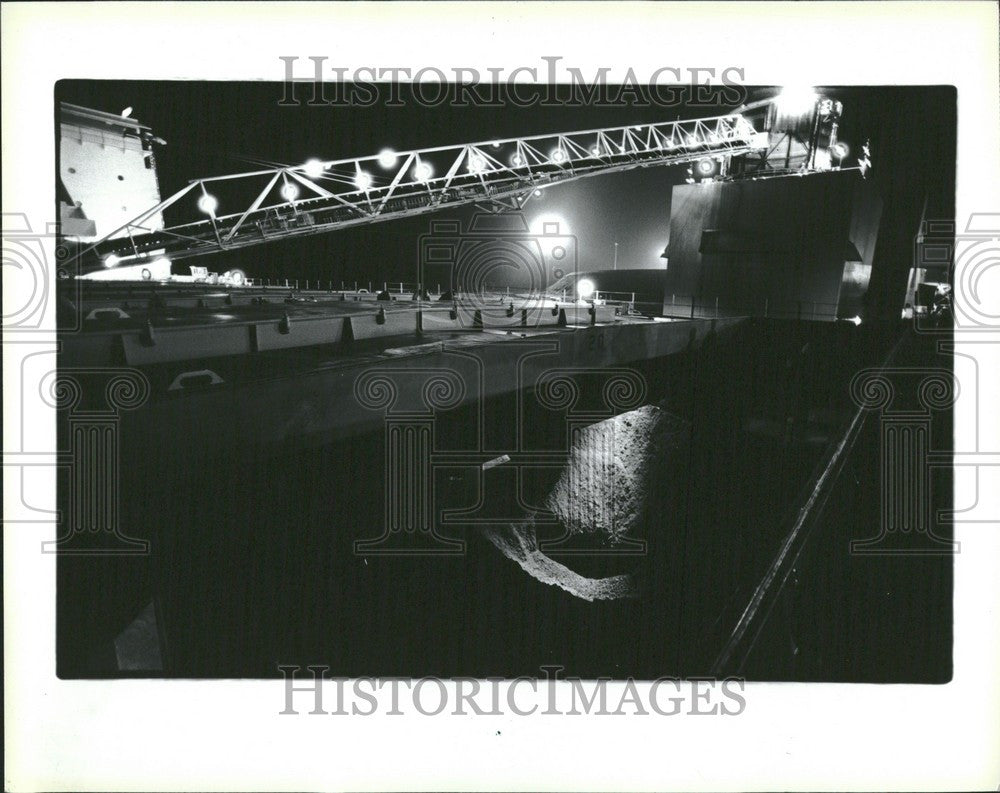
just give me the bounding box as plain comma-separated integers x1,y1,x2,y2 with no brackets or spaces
57,319,952,681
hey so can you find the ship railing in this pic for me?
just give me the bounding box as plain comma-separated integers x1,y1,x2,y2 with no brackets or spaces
662,294,853,322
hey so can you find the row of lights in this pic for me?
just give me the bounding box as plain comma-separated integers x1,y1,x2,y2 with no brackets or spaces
302,153,412,177
510,131,723,169
191,125,734,216
193,156,434,217
329,126,727,184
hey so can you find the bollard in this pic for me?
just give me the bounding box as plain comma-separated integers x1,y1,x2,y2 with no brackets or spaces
141,319,156,346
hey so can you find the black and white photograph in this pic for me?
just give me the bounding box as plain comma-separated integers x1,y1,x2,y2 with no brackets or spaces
52,79,957,683
4,2,999,791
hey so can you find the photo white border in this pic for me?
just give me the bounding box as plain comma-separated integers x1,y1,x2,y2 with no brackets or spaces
4,2,999,790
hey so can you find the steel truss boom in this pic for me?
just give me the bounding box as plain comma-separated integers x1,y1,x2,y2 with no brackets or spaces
79,113,765,270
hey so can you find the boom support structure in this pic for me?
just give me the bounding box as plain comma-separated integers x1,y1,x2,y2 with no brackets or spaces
78,113,766,271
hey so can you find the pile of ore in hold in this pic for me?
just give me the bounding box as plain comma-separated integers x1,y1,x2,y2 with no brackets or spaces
482,404,689,602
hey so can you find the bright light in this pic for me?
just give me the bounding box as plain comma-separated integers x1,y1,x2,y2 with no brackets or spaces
550,148,566,164
686,134,698,146
468,154,486,173
354,171,372,191
197,194,218,215
511,153,525,167
591,145,601,156
529,213,568,236
832,142,850,159
696,158,715,175
413,161,433,181
281,183,300,202
491,141,500,149
120,106,133,118
227,268,247,286
151,257,171,271
377,148,397,168
775,87,818,116
104,254,120,268
533,188,543,197
303,158,325,179
848,315,862,326
577,278,596,299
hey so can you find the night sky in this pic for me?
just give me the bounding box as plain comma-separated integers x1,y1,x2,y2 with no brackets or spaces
55,81,955,298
